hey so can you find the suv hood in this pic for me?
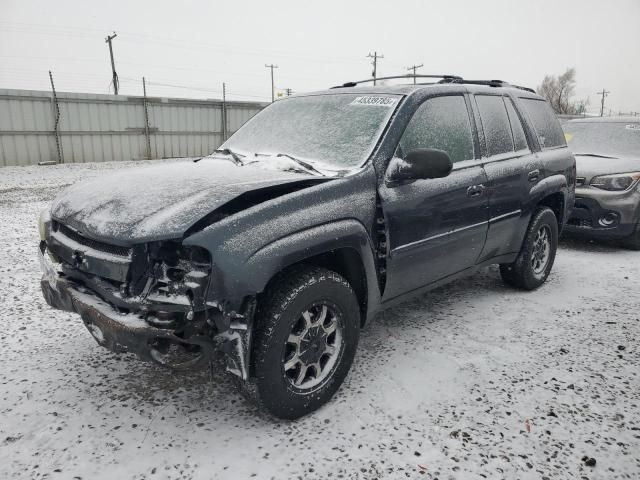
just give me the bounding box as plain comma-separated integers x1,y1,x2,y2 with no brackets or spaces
575,154,640,183
50,159,322,245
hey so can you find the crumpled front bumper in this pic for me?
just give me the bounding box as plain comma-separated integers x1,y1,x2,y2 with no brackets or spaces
39,249,213,369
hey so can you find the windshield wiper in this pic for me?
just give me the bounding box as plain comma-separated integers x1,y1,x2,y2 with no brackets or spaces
194,148,246,165
268,153,325,176
574,152,619,159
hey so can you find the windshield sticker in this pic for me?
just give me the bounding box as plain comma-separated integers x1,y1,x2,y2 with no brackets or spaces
625,124,640,131
350,96,397,107
564,132,573,142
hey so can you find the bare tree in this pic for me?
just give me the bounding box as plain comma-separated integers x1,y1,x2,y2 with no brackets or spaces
537,68,583,114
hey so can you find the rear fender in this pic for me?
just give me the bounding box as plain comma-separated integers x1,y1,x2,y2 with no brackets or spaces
529,174,570,221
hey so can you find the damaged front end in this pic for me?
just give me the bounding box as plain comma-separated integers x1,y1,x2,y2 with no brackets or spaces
39,215,254,378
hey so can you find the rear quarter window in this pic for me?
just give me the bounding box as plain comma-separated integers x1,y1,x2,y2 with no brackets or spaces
520,98,566,149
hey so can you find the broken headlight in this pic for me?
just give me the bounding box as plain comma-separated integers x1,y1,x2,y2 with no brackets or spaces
140,241,211,310
590,172,640,191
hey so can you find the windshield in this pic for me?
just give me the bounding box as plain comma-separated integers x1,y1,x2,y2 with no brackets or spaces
563,121,640,158
220,93,401,170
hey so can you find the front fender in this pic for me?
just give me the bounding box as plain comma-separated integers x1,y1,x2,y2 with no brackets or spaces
246,219,380,310
190,219,380,316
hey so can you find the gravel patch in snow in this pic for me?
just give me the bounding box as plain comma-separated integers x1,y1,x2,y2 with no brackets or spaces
0,161,639,479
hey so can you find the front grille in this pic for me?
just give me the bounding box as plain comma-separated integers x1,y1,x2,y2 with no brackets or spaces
568,218,592,228
55,222,131,257
576,177,586,187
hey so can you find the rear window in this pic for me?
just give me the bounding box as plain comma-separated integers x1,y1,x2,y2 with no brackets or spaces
520,98,566,149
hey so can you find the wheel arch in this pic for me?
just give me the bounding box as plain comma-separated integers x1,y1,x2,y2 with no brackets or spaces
538,191,565,230
529,174,569,231
246,219,381,326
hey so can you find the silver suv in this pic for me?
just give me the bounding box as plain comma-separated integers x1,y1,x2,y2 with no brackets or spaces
564,117,640,249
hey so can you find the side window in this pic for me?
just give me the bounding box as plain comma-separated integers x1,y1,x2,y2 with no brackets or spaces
475,95,514,156
398,95,474,163
520,98,566,149
504,98,529,151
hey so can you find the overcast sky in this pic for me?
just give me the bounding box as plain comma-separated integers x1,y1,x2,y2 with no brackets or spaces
1,0,639,113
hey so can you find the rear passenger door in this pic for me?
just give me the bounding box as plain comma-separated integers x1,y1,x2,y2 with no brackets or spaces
474,94,542,262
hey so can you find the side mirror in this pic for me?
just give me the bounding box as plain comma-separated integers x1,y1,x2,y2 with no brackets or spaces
386,148,453,185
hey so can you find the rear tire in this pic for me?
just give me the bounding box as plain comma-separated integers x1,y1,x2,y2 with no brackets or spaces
622,222,640,250
250,267,360,419
500,207,558,290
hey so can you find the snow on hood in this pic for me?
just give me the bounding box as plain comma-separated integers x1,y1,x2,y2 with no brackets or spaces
50,159,315,245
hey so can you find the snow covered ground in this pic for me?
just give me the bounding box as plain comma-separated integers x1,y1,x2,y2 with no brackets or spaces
1,160,639,480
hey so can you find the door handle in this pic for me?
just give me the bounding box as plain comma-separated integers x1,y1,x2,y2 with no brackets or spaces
528,169,540,182
466,185,484,197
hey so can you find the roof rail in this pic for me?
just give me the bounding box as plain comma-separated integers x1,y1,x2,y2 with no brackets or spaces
331,74,463,88
331,74,535,93
439,78,536,93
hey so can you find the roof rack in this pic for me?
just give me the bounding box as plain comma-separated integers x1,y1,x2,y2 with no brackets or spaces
439,78,536,93
332,74,535,93
331,74,462,88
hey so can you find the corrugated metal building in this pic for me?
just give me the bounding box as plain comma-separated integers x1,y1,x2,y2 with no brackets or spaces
0,89,266,167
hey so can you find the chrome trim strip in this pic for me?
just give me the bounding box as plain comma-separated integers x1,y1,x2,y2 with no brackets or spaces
392,220,488,254
489,209,522,223
50,230,132,264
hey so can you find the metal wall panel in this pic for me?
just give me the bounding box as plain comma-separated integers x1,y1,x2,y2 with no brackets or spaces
0,89,266,166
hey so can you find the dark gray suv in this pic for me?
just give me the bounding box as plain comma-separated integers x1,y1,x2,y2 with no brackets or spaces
39,75,575,418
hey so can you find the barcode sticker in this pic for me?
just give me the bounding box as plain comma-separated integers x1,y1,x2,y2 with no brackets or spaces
350,96,397,107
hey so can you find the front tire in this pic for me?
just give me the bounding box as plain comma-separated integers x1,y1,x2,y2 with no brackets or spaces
500,207,558,290
251,267,360,419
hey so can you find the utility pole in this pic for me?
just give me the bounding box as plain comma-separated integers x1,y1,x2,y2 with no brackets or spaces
367,51,384,85
406,63,424,84
105,32,119,95
49,71,64,164
597,88,610,117
265,64,278,102
285,88,293,97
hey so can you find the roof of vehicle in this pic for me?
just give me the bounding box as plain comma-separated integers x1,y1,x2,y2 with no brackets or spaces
291,74,544,100
566,116,640,124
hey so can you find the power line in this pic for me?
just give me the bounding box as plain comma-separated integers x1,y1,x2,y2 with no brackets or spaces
367,52,384,85
118,77,269,100
265,64,278,102
105,32,119,95
406,63,424,84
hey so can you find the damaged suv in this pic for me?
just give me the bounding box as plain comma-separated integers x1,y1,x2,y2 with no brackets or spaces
39,75,575,419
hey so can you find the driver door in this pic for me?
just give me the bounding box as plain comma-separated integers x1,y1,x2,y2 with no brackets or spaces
379,95,489,301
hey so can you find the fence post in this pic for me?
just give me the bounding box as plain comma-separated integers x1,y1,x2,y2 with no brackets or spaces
222,82,228,142
49,71,64,163
142,77,152,160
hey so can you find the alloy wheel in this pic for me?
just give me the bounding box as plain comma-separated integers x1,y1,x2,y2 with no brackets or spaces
283,303,343,390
